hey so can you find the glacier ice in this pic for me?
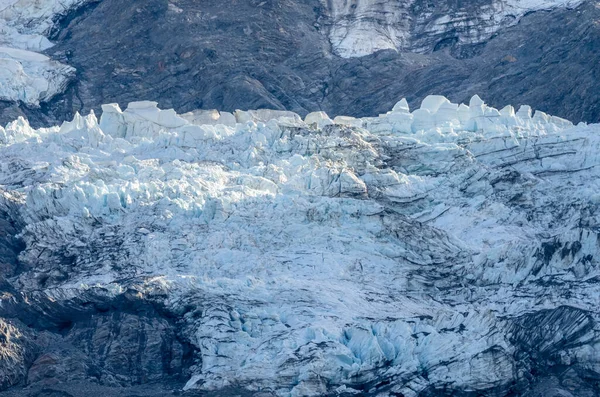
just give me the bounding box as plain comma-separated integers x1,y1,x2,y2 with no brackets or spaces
1,95,600,396
325,0,584,58
0,0,87,104
0,46,75,104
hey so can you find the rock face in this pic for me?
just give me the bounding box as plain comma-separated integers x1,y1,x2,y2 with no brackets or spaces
1,0,600,127
0,96,600,396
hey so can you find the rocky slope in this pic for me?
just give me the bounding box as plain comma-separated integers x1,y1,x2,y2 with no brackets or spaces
1,0,600,126
0,95,599,396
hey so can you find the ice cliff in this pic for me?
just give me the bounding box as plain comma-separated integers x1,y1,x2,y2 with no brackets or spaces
0,95,599,396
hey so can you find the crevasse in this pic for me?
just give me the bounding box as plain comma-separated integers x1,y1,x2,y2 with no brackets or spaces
2,95,600,396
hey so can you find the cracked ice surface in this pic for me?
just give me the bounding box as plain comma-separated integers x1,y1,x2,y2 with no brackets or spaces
2,96,600,396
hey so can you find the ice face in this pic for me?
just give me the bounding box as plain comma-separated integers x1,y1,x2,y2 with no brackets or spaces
2,96,600,396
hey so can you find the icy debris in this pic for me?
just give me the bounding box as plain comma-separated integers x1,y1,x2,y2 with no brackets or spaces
126,101,188,129
420,95,451,113
305,111,334,128
392,98,410,113
517,105,533,119
360,94,571,138
181,109,233,127
333,115,363,128
234,109,303,125
0,94,573,150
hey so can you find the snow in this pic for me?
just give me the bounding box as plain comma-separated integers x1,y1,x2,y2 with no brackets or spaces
326,0,584,58
0,46,74,104
2,95,600,395
0,0,88,104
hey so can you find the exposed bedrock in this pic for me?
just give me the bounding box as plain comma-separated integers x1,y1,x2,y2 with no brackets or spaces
1,0,600,126
0,282,197,396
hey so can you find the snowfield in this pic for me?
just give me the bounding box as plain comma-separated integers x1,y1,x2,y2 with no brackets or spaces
2,95,600,396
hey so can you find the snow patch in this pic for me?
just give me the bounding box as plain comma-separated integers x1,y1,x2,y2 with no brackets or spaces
0,0,89,104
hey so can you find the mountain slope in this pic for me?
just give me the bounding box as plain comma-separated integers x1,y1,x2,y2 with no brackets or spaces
1,0,599,126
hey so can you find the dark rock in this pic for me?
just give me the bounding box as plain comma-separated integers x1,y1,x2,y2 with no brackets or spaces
0,281,197,394
2,1,600,127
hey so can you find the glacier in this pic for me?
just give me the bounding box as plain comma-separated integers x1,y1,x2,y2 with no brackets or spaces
1,95,600,396
0,0,86,104
326,0,584,57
